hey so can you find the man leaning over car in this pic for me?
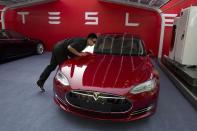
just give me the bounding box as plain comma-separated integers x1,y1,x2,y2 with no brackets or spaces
36,33,97,92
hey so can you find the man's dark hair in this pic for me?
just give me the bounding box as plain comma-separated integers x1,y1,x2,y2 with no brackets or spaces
87,33,97,39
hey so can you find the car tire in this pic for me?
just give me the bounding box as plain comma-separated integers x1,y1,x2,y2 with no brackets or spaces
36,43,44,55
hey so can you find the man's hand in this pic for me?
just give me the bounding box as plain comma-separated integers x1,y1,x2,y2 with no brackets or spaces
67,45,89,57
78,52,88,57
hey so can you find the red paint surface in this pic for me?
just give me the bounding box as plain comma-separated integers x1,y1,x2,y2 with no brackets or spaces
53,53,159,121
3,0,196,57
60,55,152,94
1,0,161,56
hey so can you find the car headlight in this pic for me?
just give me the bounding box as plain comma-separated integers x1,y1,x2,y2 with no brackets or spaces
130,79,157,94
55,70,70,86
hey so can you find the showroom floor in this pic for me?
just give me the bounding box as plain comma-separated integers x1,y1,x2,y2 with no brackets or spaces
0,52,196,131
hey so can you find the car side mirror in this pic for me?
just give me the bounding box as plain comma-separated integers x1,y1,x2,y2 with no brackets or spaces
147,49,154,57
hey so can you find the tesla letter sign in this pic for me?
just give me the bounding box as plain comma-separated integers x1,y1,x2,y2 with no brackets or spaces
17,12,29,24
125,12,139,27
16,11,140,27
85,12,98,25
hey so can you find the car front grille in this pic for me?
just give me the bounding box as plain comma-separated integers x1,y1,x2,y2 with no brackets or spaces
65,90,132,113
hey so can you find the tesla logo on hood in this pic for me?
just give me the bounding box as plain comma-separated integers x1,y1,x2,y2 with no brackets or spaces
93,92,100,101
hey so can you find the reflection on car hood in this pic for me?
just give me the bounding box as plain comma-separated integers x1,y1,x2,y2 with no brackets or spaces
60,54,153,95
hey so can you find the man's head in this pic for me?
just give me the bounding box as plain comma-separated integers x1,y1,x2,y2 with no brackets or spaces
87,33,97,46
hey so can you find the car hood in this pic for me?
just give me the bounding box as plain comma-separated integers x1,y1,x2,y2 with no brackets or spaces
60,54,153,95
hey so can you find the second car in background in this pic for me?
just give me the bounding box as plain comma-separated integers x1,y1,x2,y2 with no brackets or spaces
0,30,45,62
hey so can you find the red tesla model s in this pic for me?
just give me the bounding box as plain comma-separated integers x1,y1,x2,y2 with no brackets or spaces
53,34,159,121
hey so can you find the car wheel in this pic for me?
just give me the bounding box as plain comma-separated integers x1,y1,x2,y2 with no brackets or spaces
36,43,44,55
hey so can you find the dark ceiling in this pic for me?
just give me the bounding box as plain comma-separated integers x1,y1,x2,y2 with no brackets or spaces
0,0,57,8
0,0,170,9
101,0,171,9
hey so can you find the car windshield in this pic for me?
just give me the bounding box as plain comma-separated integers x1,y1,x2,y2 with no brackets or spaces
94,35,146,56
0,30,25,39
7,30,25,39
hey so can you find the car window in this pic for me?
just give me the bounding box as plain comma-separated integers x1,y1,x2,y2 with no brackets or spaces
94,36,115,54
129,38,144,55
94,35,145,56
112,36,123,55
7,30,25,39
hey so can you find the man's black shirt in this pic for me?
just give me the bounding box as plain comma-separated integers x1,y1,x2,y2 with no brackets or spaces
54,37,87,58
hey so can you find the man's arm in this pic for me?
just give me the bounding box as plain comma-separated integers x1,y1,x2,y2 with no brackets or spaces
67,45,87,57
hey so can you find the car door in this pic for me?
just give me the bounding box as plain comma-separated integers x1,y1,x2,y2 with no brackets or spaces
0,31,18,59
0,31,8,60
7,30,30,56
